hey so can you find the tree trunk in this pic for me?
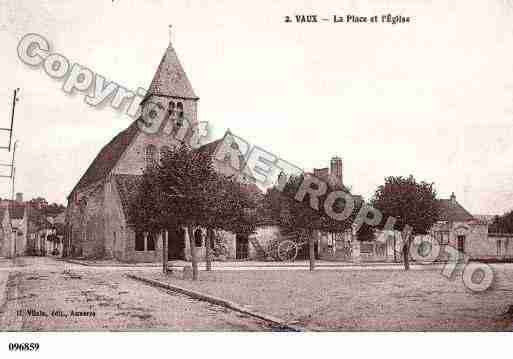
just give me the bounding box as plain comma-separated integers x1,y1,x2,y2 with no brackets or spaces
403,236,411,271
205,228,213,271
162,230,168,274
309,229,316,271
187,225,199,280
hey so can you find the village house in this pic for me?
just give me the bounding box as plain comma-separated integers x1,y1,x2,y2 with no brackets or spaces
249,157,363,261
46,211,66,256
0,206,13,258
317,192,499,263
0,193,28,256
66,34,259,262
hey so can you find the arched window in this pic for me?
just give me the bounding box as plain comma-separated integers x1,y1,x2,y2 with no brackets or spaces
177,102,184,118
160,145,172,164
194,228,203,247
168,101,176,118
145,144,157,167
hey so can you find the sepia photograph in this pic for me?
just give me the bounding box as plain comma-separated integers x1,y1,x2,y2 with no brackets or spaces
0,0,512,357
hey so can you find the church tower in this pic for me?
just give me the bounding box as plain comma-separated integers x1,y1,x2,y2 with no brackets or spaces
141,28,199,132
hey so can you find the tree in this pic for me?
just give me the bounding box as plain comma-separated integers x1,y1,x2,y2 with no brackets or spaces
157,144,218,280
131,143,258,279
264,173,356,270
489,212,513,234
202,175,258,270
371,175,439,270
129,167,173,273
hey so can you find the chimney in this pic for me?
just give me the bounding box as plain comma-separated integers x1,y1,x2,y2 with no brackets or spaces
450,192,456,204
330,156,343,186
313,167,329,181
15,192,23,203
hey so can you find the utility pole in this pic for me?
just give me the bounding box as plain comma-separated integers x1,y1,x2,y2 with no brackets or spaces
1,89,20,259
0,89,19,151
10,142,17,258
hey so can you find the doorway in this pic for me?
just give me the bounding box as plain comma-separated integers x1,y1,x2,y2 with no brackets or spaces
236,234,249,260
457,235,465,253
168,227,185,260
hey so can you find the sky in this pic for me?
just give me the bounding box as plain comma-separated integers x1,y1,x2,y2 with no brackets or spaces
1,0,513,215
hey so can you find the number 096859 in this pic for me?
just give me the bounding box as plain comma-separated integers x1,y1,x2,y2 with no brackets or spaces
8,343,40,351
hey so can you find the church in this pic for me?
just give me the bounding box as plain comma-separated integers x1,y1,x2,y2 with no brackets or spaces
65,34,258,262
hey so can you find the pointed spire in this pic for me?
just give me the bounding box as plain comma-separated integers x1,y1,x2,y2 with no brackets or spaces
147,28,198,100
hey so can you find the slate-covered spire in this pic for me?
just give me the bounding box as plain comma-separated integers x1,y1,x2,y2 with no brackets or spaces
147,28,198,100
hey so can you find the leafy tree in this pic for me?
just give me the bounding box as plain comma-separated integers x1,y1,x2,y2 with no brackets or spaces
489,212,513,234
264,173,357,270
131,143,258,279
199,173,258,270
371,175,439,270
157,144,218,280
130,167,171,232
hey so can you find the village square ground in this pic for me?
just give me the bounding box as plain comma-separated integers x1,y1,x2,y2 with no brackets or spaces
0,257,512,331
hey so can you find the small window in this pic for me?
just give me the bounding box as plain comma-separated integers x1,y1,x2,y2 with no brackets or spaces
135,231,145,251
194,228,203,247
147,232,155,251
145,145,157,167
177,102,184,118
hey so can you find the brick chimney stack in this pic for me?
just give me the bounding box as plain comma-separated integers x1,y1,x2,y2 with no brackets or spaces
330,156,343,186
450,192,456,204
15,192,23,203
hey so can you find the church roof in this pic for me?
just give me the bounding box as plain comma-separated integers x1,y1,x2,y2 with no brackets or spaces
113,139,262,223
70,121,140,196
436,198,474,222
147,42,198,100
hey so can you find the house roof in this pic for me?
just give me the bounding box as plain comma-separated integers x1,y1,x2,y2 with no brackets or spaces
436,198,474,222
146,42,198,100
305,171,351,193
194,139,223,157
473,214,495,224
70,121,140,196
8,203,25,219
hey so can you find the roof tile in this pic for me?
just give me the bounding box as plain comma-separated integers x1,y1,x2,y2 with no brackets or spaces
437,199,474,222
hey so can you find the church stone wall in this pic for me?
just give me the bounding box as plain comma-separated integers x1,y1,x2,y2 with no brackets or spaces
103,177,127,260
114,127,181,176
67,182,106,258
